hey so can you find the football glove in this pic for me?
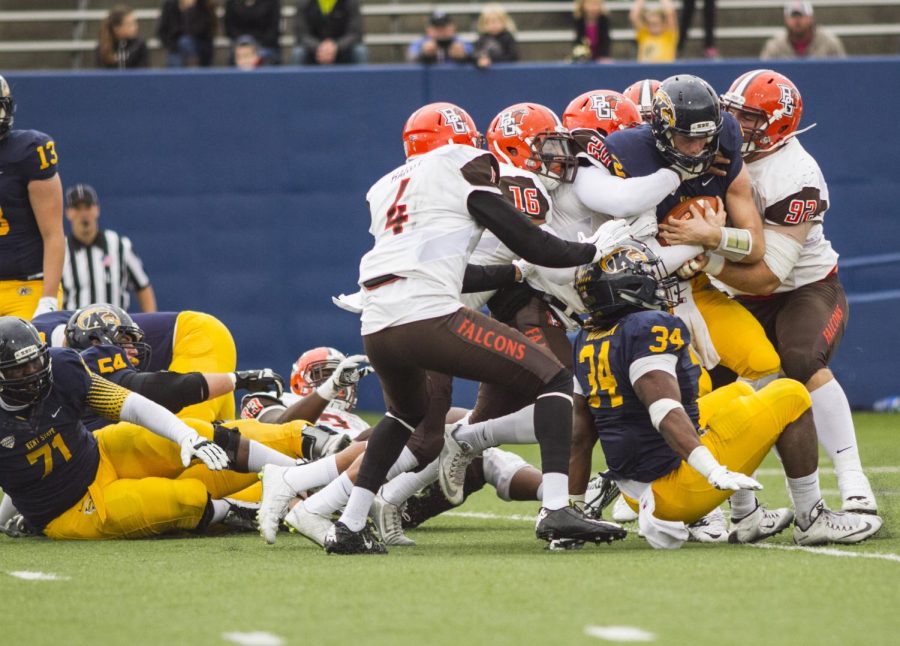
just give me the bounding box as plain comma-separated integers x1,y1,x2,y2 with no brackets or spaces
707,465,763,492
233,369,284,398
578,220,634,262
180,433,230,470
32,296,58,318
0,514,35,539
316,354,373,400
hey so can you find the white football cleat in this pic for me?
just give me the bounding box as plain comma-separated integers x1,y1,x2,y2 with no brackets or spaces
687,507,728,543
371,494,415,546
612,495,639,523
284,503,333,547
437,424,476,505
728,504,794,544
793,500,883,546
838,471,878,515
257,464,297,545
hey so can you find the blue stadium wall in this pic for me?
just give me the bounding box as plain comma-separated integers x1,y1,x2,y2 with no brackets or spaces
7,58,899,410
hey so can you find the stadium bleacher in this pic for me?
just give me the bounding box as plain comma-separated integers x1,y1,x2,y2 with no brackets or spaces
0,0,898,69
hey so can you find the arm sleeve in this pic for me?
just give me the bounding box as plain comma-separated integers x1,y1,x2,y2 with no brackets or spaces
467,191,595,268
643,237,705,276
462,264,518,293
573,165,680,218
116,370,209,413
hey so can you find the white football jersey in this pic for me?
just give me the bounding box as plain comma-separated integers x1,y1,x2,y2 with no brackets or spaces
461,162,553,310
280,392,369,440
747,138,838,291
359,144,502,334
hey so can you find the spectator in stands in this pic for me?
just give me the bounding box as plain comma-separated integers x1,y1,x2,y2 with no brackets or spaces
224,0,282,65
473,4,519,69
761,1,846,59
407,11,472,65
630,0,678,63
97,5,149,69
234,34,263,69
292,0,367,65
676,0,718,59
157,0,218,67
572,0,612,63
62,184,156,313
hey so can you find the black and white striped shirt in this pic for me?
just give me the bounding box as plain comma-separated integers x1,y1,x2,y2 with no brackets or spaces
61,229,151,310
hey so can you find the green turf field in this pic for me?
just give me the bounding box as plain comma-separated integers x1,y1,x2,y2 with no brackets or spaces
1,413,897,646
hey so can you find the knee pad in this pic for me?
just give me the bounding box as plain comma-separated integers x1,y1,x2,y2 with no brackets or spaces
212,424,242,463
757,378,812,427
737,344,781,381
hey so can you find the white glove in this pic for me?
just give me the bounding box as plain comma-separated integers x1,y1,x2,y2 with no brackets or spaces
32,296,58,318
180,433,230,470
331,290,364,314
707,465,763,491
578,220,634,262
316,354,373,400
512,259,535,283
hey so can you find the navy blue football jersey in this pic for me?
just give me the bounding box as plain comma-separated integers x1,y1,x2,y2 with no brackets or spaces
573,310,701,482
79,344,136,431
0,129,59,279
601,115,744,223
0,347,99,532
133,312,178,372
31,310,71,345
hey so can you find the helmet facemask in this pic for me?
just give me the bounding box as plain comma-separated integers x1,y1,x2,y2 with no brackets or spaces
525,131,578,191
0,346,52,409
0,76,13,141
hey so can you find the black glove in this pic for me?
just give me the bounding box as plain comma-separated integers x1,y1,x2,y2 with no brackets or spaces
233,369,284,397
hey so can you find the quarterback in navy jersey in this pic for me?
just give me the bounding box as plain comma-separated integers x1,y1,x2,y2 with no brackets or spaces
571,243,881,548
0,75,65,320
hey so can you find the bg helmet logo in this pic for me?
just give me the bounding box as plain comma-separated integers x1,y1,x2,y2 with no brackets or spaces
777,84,796,117
497,110,523,137
589,95,613,120
438,107,471,134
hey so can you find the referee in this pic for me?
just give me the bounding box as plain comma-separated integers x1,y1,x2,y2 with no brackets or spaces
62,184,157,312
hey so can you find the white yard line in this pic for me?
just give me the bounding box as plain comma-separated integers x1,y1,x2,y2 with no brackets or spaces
747,543,900,563
584,625,656,642
444,510,537,522
222,632,285,646
757,466,900,476
7,571,70,581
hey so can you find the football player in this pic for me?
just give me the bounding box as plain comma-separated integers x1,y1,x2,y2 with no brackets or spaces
572,244,881,548
273,101,633,554
0,75,64,320
622,78,660,123
677,70,876,513
0,316,272,539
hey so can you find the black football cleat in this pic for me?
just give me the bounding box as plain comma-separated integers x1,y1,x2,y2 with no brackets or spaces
221,498,260,533
535,506,627,544
324,521,388,555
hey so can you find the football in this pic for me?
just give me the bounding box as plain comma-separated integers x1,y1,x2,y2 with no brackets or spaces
657,195,716,246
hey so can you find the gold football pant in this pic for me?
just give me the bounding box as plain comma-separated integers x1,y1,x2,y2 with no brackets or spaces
692,275,781,380
624,379,811,524
169,311,237,422
0,280,62,319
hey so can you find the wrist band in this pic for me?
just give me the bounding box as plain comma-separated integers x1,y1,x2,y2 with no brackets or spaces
716,227,752,261
687,445,720,478
648,397,684,431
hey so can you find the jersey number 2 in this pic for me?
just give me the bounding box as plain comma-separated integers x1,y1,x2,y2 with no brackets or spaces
385,178,410,235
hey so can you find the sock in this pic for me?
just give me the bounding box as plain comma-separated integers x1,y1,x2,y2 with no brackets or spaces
454,404,536,452
354,414,416,493
0,494,17,525
541,472,569,511
304,472,353,516
536,483,543,500
787,470,821,529
210,499,230,524
247,440,296,471
729,490,757,521
283,455,339,494
381,459,439,506
339,487,376,532
810,379,863,475
384,447,418,481
534,392,573,474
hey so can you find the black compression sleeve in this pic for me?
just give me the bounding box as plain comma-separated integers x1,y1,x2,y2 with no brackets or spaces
116,371,209,413
462,264,518,293
467,190,595,267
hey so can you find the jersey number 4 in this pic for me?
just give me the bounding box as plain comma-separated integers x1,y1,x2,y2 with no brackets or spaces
578,340,623,408
385,178,411,235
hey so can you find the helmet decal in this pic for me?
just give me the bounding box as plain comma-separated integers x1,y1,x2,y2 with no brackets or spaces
438,107,470,134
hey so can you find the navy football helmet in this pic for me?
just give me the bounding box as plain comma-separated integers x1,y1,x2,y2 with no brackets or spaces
0,317,52,408
650,75,723,176
0,75,13,140
65,304,152,370
575,243,680,328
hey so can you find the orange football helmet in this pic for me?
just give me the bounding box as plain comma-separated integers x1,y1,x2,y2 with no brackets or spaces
563,90,642,137
623,79,660,123
487,103,577,189
721,69,803,156
291,346,356,411
402,102,483,158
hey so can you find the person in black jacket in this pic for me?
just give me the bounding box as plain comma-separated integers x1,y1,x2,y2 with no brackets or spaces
225,0,282,65
157,0,218,67
473,4,519,68
292,0,367,65
97,5,149,69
